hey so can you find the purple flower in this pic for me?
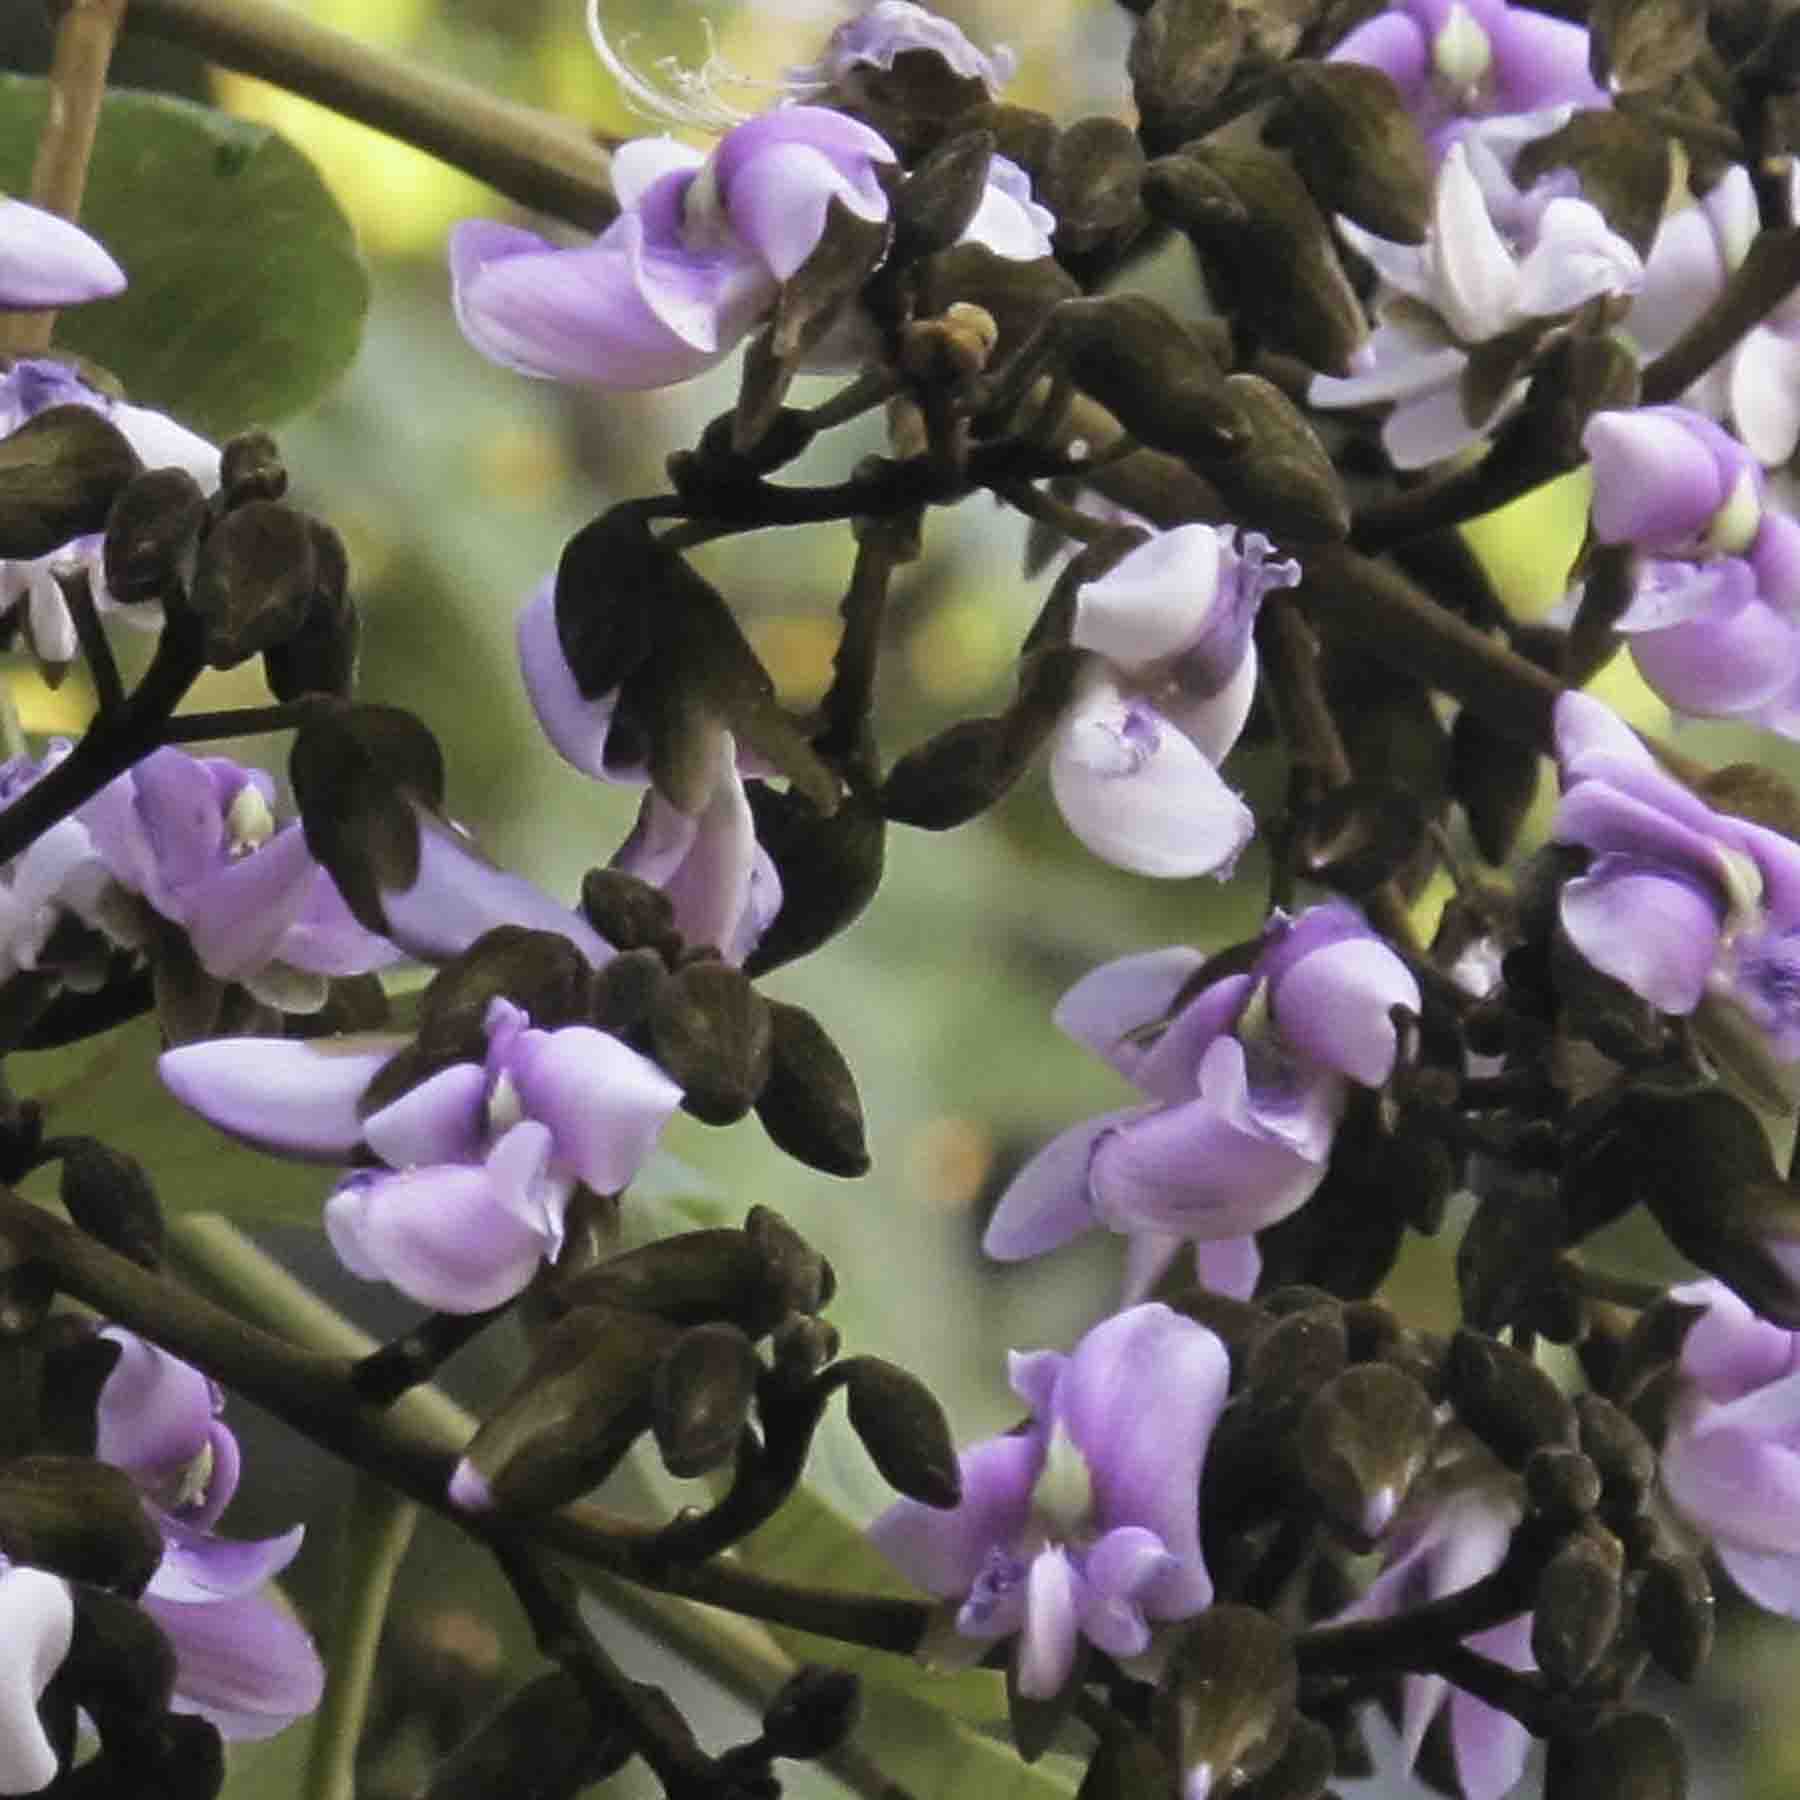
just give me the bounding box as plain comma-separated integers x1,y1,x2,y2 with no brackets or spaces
0,1559,72,1794
451,105,894,392
77,747,399,1005
1661,1279,1800,1615
1311,130,1641,466
870,1304,1227,1699
0,742,111,985
984,903,1421,1300
1583,405,1763,555
0,198,125,311
1329,0,1603,147
94,1328,324,1742
0,360,218,668
518,580,780,963
1551,691,1800,1087
1629,166,1800,466
159,997,684,1311
1051,524,1300,878
785,1,1016,102
1334,1451,1533,1800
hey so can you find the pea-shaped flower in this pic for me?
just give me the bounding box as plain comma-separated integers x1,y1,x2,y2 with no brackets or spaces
0,197,125,310
159,997,683,1311
870,1304,1227,1700
1052,524,1301,878
451,105,894,391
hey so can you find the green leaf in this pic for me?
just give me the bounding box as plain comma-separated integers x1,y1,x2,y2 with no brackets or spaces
14,1014,332,1229
0,78,368,437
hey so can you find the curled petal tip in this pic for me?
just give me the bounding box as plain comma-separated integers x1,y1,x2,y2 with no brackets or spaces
448,1459,494,1513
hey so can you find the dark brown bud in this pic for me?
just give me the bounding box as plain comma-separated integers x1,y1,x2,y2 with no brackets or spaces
1447,1330,1578,1467
892,131,997,261
410,925,592,1063
1587,0,1707,94
1236,1711,1334,1800
218,430,288,507
1272,62,1431,244
587,946,669,1036
1076,1729,1178,1800
181,499,319,668
1533,1529,1625,1686
0,403,141,560
1129,0,1247,153
1038,117,1147,263
1698,759,1800,841
289,701,445,937
101,467,207,607
579,869,679,958
1543,1709,1686,1800
1153,1606,1298,1797
743,786,885,977
1295,780,1425,895
746,1205,835,1317
1457,1171,1563,1335
1637,1549,1714,1682
1297,1363,1437,1543
1574,1394,1657,1522
649,960,774,1126
841,1356,961,1507
1051,294,1246,464
64,1585,177,1735
457,1306,678,1514
58,1139,163,1270
760,1666,863,1761
1206,372,1348,542
1524,1445,1602,1529
772,1312,840,1382
958,103,1059,178
1245,1303,1348,1424
263,519,357,700
421,1670,629,1800
907,243,1082,359
0,1456,163,1596
754,1000,869,1179
651,1322,760,1479
1514,111,1673,253
1151,145,1366,373
555,1227,780,1337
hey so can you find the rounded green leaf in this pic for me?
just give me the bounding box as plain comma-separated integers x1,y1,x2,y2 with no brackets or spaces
0,78,367,436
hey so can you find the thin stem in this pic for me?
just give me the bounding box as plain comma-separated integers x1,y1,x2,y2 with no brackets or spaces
160,697,328,745
303,1476,419,1800
59,570,125,718
0,0,129,356
814,530,904,771
351,1304,511,1407
122,0,616,230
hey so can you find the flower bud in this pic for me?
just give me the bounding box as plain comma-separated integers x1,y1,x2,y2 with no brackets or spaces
1128,0,1246,153
1457,1172,1562,1335
892,131,997,261
553,1228,777,1334
0,1457,163,1596
746,1206,835,1317
1153,1605,1298,1798
742,786,885,977
0,403,140,559
452,1306,678,1515
1076,1729,1178,1800
649,960,774,1126
1637,1548,1714,1682
907,243,1082,359
101,467,207,607
760,1666,862,1761
1037,117,1146,266
58,1139,163,1271
1235,1711,1333,1800
421,1670,629,1800
1533,1528,1625,1686
1152,144,1365,373
1273,62,1431,244
1297,1363,1436,1543
841,1356,961,1507
180,499,321,669
1524,1445,1603,1531
1588,0,1707,92
1544,1709,1686,1800
1574,1394,1656,1523
1206,372,1349,543
218,429,288,508
1245,1303,1348,1428
651,1323,760,1480
1447,1330,1578,1467
263,520,358,700
772,1313,840,1382
754,1001,870,1179
62,1584,176,1737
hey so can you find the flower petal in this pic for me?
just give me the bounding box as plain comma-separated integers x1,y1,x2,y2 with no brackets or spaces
506,1024,683,1192
983,1112,1134,1261
1560,858,1722,1015
145,1587,324,1742
0,198,125,310
1053,948,1208,1085
1017,1546,1081,1699
150,1520,304,1604
868,1432,1041,1597
0,1566,72,1793
1269,933,1422,1086
360,1060,489,1168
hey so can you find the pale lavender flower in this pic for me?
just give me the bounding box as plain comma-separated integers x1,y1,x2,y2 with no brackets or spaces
77,747,399,1005
962,155,1056,262
518,579,781,963
1661,1278,1800,1615
1628,166,1800,465
1310,134,1641,466
0,1559,72,1794
786,1,1016,100
870,1304,1227,1700
984,903,1421,1301
1333,1450,1534,1800
1551,691,1800,1092
0,198,125,311
451,105,894,392
0,360,218,667
1050,524,1300,879
159,997,683,1311
94,1328,324,1742
1583,406,1763,555
0,742,111,986
1329,0,1603,149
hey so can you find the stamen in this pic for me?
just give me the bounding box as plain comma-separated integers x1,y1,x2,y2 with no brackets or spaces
586,0,771,131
